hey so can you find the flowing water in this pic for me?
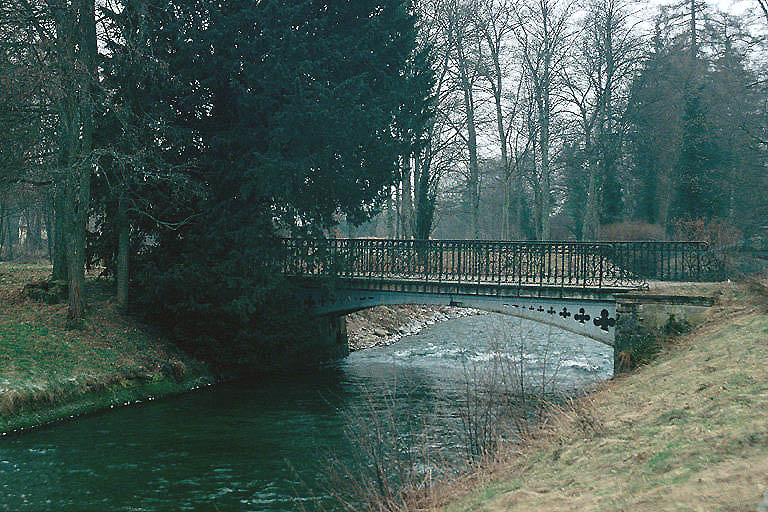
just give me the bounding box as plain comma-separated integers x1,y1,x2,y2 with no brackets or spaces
0,313,612,511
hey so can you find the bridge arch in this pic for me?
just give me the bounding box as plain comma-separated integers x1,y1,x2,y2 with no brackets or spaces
296,287,619,346
284,238,723,348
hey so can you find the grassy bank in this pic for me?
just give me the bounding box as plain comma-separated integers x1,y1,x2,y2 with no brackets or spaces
427,283,768,512
0,263,213,433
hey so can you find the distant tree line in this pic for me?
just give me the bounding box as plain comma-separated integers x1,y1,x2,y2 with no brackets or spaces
354,0,768,243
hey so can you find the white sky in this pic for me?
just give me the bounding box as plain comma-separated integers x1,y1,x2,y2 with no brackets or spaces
646,0,759,16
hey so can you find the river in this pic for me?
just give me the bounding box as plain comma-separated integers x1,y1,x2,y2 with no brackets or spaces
0,313,612,511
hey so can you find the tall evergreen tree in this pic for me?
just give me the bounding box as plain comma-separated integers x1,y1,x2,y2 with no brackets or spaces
673,87,725,220
93,0,433,359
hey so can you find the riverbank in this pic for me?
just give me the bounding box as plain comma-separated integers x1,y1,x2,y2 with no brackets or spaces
424,280,768,512
0,263,466,434
0,263,215,434
346,305,480,351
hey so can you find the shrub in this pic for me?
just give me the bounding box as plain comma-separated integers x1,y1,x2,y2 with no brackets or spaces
614,314,691,372
599,221,666,241
673,217,742,249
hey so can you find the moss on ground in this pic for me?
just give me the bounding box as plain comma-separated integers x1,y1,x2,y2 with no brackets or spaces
0,263,212,433
439,288,768,512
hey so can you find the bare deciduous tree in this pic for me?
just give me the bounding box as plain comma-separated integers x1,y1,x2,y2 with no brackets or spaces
516,0,573,239
563,0,642,239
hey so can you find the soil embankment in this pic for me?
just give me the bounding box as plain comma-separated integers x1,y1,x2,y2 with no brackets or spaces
427,281,768,512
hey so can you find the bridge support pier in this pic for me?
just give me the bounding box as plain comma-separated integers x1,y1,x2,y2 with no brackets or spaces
312,314,349,362
264,313,348,370
613,293,717,375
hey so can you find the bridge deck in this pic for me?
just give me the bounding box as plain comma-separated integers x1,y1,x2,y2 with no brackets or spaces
288,275,629,301
283,239,725,347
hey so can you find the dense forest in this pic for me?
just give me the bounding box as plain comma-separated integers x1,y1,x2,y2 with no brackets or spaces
1,0,767,349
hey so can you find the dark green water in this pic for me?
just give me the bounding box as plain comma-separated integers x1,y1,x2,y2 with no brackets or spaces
0,314,612,511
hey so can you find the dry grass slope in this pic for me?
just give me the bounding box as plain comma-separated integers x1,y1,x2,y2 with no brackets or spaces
431,285,768,512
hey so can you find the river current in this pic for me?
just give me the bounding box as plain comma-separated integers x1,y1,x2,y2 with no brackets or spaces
0,313,612,511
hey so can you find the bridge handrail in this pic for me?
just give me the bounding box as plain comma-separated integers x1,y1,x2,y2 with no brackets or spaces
280,238,724,288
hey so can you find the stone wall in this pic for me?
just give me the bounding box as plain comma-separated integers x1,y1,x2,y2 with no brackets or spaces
614,292,717,374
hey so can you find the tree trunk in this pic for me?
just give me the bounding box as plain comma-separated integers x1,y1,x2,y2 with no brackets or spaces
536,41,552,241
52,184,68,281
414,156,436,240
33,210,43,253
395,182,401,239
492,68,511,239
581,163,600,240
65,163,90,323
581,125,599,240
465,98,480,240
401,156,413,239
0,201,6,258
5,203,21,260
386,187,395,238
455,30,480,240
689,0,697,63
64,0,96,323
43,197,55,263
116,192,129,308
538,104,551,240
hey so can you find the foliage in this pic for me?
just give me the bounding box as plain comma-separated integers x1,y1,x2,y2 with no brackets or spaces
673,87,727,220
98,0,433,360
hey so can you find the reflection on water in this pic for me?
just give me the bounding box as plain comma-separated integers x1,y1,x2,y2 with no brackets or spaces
0,313,611,511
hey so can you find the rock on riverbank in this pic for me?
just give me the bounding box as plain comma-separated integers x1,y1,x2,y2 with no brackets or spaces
346,305,481,351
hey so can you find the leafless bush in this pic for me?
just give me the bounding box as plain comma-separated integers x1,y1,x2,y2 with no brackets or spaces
674,217,744,277
673,217,742,249
599,221,666,241
455,318,567,461
538,394,605,446
309,378,450,512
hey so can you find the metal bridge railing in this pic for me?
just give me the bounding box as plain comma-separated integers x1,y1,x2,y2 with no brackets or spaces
281,239,724,289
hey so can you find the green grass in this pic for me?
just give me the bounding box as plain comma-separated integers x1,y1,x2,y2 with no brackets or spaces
0,263,212,432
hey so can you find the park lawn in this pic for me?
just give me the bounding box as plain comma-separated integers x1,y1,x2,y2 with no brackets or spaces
440,290,768,512
0,263,210,432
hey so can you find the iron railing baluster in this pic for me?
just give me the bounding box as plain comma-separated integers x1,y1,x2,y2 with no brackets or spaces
278,238,721,289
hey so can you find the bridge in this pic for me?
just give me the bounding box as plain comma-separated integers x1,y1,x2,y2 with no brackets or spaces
282,238,724,347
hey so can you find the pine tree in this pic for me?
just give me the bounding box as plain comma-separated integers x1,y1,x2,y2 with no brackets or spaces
673,87,725,221
95,0,433,357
